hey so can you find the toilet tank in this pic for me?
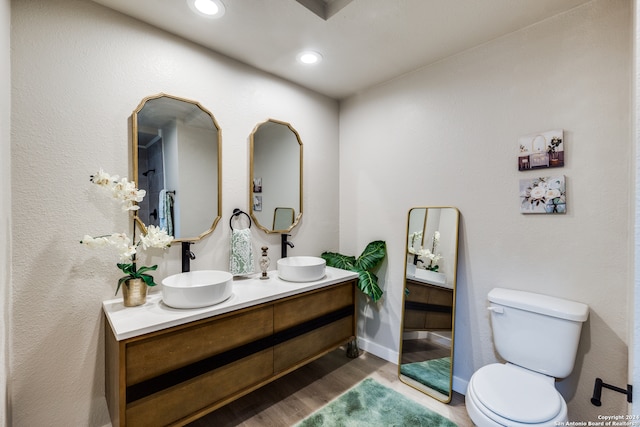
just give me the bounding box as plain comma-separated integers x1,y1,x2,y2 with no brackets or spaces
488,288,589,378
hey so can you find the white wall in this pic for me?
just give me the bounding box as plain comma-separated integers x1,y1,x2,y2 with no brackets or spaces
1,0,10,425
340,0,632,420
9,0,339,425
634,0,640,414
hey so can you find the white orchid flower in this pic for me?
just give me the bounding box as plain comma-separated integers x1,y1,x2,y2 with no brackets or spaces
91,170,145,211
82,169,174,294
140,225,173,250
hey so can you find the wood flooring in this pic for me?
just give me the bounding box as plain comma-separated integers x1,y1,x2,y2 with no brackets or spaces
187,347,474,427
401,337,451,364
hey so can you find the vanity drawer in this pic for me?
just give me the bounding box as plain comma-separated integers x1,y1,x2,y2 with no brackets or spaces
403,309,427,330
404,280,453,330
425,289,453,329
126,349,274,427
125,305,273,386
274,315,354,373
274,280,355,332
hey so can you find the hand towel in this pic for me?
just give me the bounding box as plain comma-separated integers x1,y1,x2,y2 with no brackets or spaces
158,190,174,236
230,228,254,276
165,192,174,237
158,189,167,230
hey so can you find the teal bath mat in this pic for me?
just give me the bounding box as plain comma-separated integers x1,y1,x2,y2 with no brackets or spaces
400,357,451,395
294,378,457,427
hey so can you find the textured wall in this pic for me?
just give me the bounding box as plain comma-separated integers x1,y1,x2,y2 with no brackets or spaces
340,0,632,420
1,0,10,425
10,0,339,425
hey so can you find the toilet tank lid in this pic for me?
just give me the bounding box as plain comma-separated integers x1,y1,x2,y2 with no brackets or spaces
489,288,589,322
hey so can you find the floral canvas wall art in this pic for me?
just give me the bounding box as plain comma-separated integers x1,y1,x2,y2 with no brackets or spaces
520,176,566,214
518,129,564,170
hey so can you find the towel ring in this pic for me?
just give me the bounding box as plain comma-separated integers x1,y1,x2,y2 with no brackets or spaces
230,208,252,230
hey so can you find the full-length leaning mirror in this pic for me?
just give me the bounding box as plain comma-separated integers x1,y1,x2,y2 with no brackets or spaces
398,207,460,402
132,93,222,242
249,119,302,233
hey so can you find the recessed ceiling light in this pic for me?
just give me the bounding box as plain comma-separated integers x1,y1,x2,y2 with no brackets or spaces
188,0,225,18
297,51,323,65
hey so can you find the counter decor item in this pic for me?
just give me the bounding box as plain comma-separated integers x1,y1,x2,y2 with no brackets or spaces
80,169,173,306
259,246,270,279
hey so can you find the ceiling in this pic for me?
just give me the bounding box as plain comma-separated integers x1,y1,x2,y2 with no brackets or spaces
89,0,591,100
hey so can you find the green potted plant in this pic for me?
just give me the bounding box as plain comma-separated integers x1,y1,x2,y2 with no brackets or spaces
321,240,386,302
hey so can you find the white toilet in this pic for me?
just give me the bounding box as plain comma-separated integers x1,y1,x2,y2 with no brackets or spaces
466,288,589,426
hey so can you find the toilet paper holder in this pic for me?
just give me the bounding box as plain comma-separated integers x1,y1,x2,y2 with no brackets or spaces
591,377,632,406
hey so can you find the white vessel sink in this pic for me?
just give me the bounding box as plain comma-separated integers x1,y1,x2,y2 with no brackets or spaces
277,256,326,282
162,270,233,309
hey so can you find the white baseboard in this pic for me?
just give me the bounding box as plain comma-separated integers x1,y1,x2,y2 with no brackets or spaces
356,336,398,363
403,331,451,349
452,375,468,395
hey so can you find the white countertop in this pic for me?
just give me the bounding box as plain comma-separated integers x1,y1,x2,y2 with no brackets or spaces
406,273,454,290
103,267,358,341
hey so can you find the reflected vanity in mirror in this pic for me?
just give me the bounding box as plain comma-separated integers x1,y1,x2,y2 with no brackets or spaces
399,207,460,402
132,93,222,242
249,119,302,233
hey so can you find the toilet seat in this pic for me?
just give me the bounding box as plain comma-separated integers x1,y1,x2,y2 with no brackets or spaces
467,363,567,426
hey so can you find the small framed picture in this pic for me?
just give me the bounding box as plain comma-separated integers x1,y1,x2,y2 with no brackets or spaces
518,129,564,170
253,177,262,193
520,176,566,214
253,194,262,212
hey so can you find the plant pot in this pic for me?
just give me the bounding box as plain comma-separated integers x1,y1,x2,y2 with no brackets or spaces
122,278,147,307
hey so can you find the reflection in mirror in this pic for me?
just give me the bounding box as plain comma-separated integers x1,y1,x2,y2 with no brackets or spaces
133,93,221,242
273,207,295,230
399,207,460,403
249,119,302,233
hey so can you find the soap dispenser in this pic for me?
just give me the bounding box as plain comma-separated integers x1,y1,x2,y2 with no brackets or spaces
259,246,270,279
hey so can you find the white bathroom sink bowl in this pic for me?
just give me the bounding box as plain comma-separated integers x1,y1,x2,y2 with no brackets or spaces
162,270,233,309
277,256,326,282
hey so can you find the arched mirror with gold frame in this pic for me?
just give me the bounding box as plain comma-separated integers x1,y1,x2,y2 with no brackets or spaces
398,206,460,403
249,119,302,233
132,93,222,242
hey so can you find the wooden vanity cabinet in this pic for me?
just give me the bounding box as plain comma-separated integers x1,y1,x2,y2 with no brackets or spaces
273,281,355,373
404,278,453,330
105,279,357,427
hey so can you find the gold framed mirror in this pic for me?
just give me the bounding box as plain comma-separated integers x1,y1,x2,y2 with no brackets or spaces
132,93,222,242
249,119,302,233
398,206,460,402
